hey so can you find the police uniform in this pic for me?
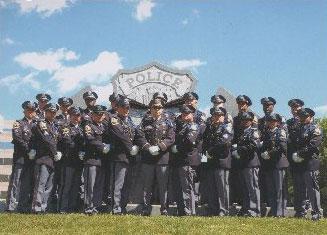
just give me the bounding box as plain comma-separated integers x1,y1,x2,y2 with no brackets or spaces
172,104,201,216
83,105,108,215
260,114,289,217
101,93,120,208
291,108,322,220
182,92,206,205
138,99,175,215
203,107,233,216
286,99,306,216
108,98,141,214
57,107,84,213
230,95,257,205
31,103,60,213
232,111,261,217
6,101,37,212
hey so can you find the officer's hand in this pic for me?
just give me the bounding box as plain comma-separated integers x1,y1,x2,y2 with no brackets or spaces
292,152,304,163
232,150,240,159
261,151,270,160
28,149,36,160
171,145,178,153
130,145,139,156
149,146,160,156
54,151,62,162
103,143,111,154
78,151,86,161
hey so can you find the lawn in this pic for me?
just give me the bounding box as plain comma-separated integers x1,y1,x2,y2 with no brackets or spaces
0,214,326,235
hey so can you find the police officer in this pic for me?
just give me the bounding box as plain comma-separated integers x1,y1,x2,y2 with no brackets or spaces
55,97,73,126
102,92,121,209
138,98,175,216
231,111,261,217
182,92,206,204
286,98,305,217
108,97,141,215
203,107,233,216
83,105,109,215
35,93,51,120
260,113,289,217
81,91,98,127
49,97,74,212
171,104,201,216
30,103,61,214
57,107,85,213
231,95,256,206
210,94,233,124
6,101,37,212
292,108,322,220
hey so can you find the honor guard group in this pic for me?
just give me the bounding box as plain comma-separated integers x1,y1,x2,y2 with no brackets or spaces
5,91,323,220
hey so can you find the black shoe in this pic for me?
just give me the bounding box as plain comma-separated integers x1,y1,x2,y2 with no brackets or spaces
312,214,321,221
161,210,168,216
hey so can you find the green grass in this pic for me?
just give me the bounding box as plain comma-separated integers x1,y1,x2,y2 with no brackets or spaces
0,214,326,235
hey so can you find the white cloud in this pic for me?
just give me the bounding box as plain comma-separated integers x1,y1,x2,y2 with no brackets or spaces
314,105,327,117
0,72,41,93
134,0,155,22
0,113,4,134
14,48,79,73
91,83,114,106
181,19,188,25
10,0,75,17
170,59,207,71
2,37,15,45
192,9,200,18
52,51,123,94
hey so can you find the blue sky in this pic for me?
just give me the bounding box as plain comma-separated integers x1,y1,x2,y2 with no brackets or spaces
0,0,327,120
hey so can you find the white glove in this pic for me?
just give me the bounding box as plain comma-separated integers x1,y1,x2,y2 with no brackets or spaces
28,149,36,160
232,150,240,159
149,146,160,156
78,151,85,161
171,145,178,153
261,151,270,160
103,143,111,154
232,144,238,149
54,151,62,162
130,145,139,156
201,152,208,163
292,152,304,163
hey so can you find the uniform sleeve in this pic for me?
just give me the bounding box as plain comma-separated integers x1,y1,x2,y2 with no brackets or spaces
12,121,29,152
238,128,260,154
299,126,323,157
135,124,150,151
158,125,175,152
